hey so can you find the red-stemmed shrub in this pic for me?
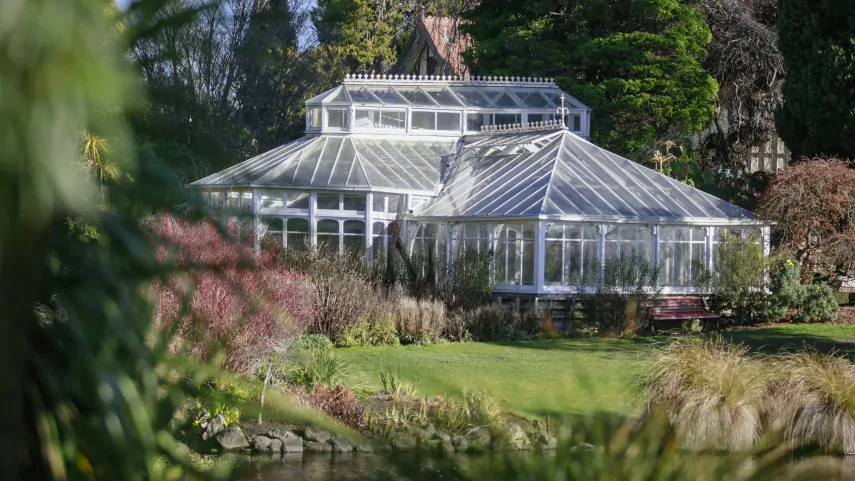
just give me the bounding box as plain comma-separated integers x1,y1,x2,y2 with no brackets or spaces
152,215,312,375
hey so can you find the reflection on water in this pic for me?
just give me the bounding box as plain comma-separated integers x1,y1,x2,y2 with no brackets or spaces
239,453,408,481
237,451,855,480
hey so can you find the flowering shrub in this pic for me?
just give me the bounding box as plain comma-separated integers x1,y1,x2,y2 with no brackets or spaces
152,215,312,375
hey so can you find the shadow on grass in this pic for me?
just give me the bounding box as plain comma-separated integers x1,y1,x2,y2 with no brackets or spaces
725,329,855,357
484,337,665,356
486,328,855,358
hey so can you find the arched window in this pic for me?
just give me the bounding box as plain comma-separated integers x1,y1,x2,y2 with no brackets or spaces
285,218,310,249
372,221,387,260
317,219,339,255
494,224,535,286
343,220,365,258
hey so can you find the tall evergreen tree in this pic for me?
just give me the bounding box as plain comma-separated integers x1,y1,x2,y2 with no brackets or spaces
236,0,309,150
460,0,718,157
775,0,855,161
312,0,417,72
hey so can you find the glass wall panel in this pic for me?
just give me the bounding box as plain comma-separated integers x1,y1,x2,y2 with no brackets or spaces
343,194,366,211
605,225,653,262
308,106,321,128
381,110,406,129
495,113,522,125
327,108,349,128
711,227,762,270
355,109,378,128
494,224,535,286
437,112,461,131
527,112,556,123
387,196,401,214
545,223,599,286
466,112,523,131
317,193,339,210
372,195,386,212
412,111,435,130
466,113,485,132
659,226,707,287
286,190,310,209
453,223,489,257
260,190,284,209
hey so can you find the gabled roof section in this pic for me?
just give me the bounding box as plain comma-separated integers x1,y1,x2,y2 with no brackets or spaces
190,136,456,195
412,130,757,223
393,14,473,77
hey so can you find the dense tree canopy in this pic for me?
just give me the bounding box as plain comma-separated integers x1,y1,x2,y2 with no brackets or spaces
461,0,718,157
775,0,855,160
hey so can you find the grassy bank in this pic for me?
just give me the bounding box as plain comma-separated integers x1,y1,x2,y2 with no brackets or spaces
338,338,658,418
337,324,855,419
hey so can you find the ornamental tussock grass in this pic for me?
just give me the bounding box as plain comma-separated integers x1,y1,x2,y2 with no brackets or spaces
379,370,418,399
772,350,855,454
643,338,772,451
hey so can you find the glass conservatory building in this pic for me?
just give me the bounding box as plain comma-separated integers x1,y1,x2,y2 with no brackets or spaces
192,74,769,296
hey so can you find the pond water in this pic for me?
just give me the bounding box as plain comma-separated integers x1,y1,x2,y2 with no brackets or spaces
236,451,545,481
239,453,402,481
236,451,855,481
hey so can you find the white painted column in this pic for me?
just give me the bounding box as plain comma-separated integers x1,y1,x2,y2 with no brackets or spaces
761,225,771,257
445,221,454,274
651,225,660,287
534,221,546,294
487,223,496,285
705,227,715,272
597,224,607,286
309,191,317,247
252,188,261,251
365,193,374,263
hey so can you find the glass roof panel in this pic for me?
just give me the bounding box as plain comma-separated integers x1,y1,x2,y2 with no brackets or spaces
305,88,334,104
448,87,495,108
482,88,524,108
422,87,464,107
324,86,351,104
347,86,382,104
393,86,437,106
541,88,584,109
365,85,409,105
513,89,554,108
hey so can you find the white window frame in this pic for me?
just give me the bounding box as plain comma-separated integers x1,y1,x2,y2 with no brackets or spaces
409,109,463,134
353,108,408,131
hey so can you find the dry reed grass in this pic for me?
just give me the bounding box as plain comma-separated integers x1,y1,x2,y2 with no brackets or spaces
771,350,855,453
644,338,772,451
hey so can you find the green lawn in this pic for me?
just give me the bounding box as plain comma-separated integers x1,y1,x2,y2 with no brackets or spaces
337,324,855,419
339,338,659,418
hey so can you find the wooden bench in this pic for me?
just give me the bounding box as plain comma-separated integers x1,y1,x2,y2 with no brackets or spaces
640,297,720,333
